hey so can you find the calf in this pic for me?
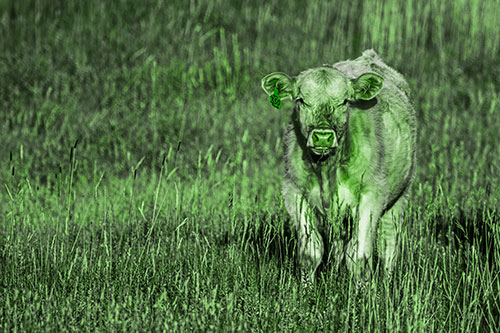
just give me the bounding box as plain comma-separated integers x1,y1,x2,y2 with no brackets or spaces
262,49,416,284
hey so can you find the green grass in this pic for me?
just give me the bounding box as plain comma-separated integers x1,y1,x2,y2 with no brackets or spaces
1,0,499,331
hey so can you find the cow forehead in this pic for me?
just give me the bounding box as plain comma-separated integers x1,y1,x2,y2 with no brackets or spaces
296,68,350,104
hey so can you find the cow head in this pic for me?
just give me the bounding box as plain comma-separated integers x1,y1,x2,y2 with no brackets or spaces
262,67,383,157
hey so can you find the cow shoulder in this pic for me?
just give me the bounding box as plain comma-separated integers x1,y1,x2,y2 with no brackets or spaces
333,50,413,104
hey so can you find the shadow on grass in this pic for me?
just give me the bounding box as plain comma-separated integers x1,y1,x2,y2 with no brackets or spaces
236,211,296,266
190,205,499,328
201,205,498,279
433,206,499,269
433,206,500,329
236,211,356,281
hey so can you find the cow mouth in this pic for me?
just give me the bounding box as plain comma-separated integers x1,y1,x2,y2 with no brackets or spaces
310,147,334,157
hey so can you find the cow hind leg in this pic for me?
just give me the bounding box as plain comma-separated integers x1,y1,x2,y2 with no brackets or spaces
377,192,408,276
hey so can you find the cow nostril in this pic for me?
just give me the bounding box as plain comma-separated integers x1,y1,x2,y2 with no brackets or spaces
311,129,336,147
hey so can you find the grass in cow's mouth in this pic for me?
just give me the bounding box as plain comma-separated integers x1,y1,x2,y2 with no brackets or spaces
309,149,334,164
1,0,499,331
311,148,328,154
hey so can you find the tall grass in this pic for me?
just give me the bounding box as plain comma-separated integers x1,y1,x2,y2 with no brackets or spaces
1,0,499,330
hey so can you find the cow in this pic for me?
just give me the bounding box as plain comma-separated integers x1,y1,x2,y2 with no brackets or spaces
261,49,416,285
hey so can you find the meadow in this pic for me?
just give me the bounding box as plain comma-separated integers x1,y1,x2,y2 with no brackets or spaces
1,0,499,331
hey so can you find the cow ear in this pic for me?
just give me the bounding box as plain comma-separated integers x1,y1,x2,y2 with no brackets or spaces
261,72,294,99
351,73,384,101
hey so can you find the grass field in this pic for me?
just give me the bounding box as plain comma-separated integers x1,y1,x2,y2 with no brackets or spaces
1,0,499,331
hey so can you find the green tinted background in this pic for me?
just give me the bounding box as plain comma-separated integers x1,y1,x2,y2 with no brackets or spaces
1,0,499,331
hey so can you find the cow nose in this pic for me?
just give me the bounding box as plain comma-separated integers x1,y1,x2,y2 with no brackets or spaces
311,129,337,148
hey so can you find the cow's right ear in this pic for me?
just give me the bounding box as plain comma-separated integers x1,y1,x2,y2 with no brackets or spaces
261,72,294,100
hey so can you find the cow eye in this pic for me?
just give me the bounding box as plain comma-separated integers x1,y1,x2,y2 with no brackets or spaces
336,100,348,109
296,98,311,107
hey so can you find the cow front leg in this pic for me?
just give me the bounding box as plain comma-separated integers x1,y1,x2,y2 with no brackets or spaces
297,212,324,287
346,194,381,280
284,186,324,286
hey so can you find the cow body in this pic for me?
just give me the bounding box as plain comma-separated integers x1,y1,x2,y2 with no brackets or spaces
262,49,416,284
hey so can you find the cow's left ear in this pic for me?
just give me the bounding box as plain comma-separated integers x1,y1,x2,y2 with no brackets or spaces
261,72,294,99
351,73,384,101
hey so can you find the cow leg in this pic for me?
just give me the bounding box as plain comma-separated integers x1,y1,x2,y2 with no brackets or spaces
346,194,382,280
377,192,408,276
284,185,324,286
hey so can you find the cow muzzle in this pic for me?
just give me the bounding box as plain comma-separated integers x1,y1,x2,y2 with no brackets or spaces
307,128,338,155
